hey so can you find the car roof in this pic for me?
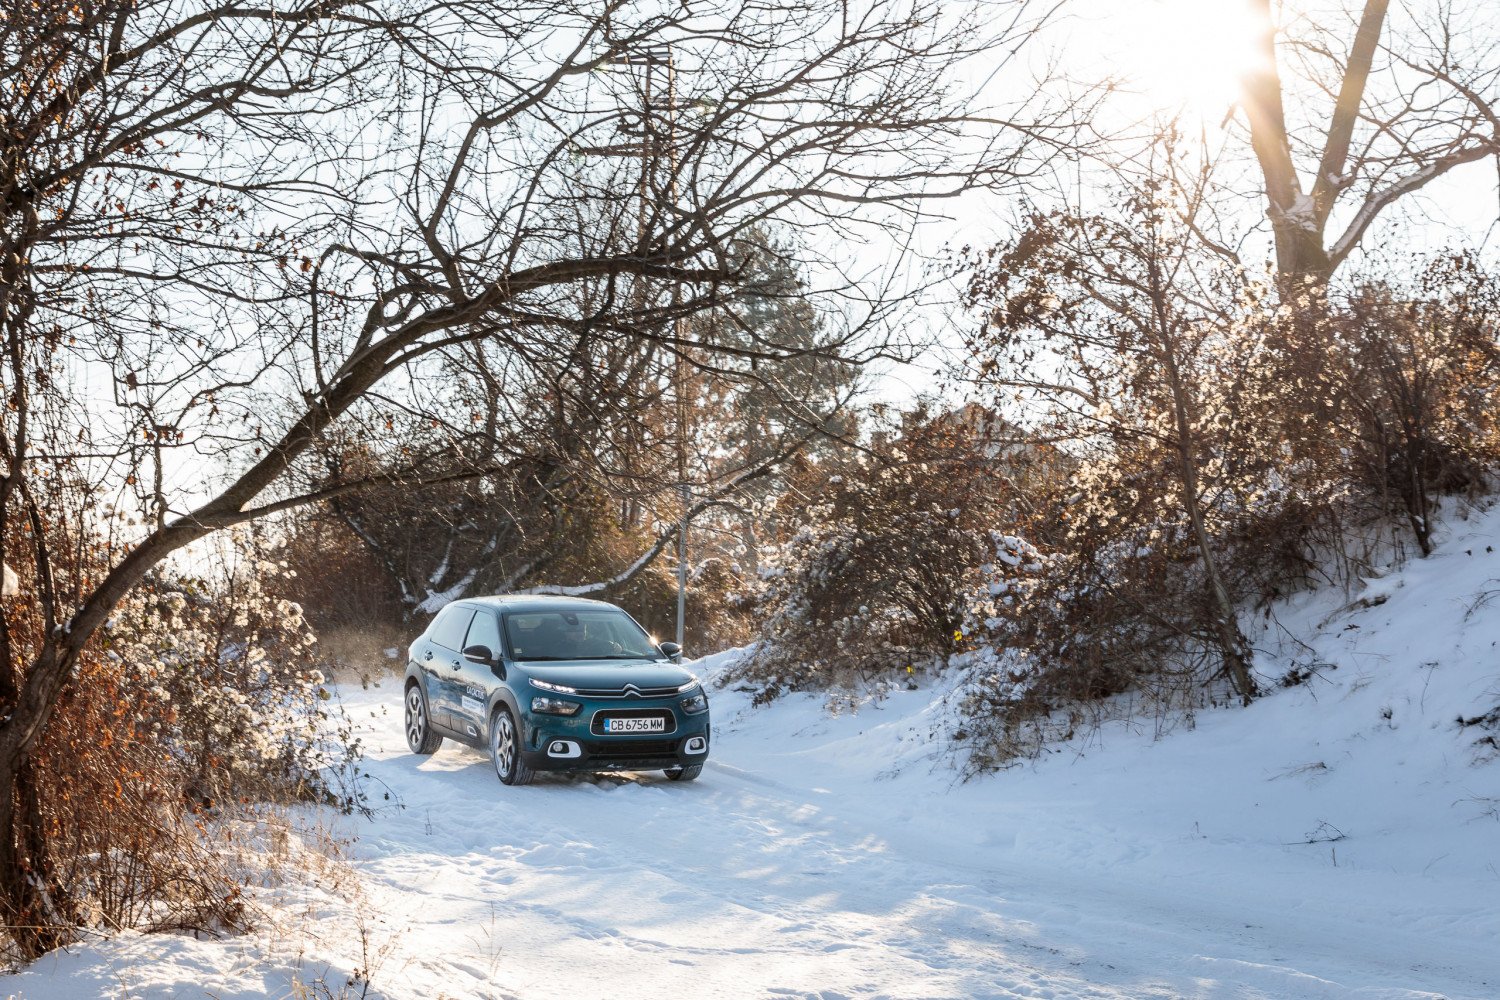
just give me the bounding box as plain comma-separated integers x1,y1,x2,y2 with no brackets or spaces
453,594,621,615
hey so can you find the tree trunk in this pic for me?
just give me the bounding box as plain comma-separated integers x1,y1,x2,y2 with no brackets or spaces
1149,261,1258,706
1169,394,1259,706
1268,220,1333,290
0,757,75,958
1242,0,1391,290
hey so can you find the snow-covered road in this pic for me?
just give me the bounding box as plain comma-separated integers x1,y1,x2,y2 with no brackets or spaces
302,669,1495,1000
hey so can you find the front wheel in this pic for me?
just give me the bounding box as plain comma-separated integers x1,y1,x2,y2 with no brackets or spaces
405,683,443,755
664,764,702,782
490,707,535,786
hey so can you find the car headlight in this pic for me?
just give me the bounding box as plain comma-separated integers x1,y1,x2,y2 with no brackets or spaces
531,695,581,716
679,691,709,715
531,678,578,695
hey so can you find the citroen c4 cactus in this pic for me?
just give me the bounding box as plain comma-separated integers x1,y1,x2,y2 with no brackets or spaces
402,596,710,785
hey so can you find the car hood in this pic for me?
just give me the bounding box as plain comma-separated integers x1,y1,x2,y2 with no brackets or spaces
518,660,697,691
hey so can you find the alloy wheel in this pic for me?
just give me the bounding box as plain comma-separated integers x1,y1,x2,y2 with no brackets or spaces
405,686,426,751
492,711,516,780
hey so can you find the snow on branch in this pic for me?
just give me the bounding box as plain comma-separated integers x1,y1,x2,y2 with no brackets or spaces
416,568,481,615
1331,143,1496,268
518,495,750,598
517,532,677,598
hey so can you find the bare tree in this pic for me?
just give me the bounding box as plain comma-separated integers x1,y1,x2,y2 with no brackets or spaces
301,230,857,622
0,0,1067,951
1241,0,1500,284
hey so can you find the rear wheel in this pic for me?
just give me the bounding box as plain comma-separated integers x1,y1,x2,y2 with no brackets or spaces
491,707,535,786
664,764,702,782
405,683,443,755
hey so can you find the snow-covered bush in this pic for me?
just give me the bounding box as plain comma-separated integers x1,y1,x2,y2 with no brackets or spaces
1322,257,1500,555
953,173,1500,768
3,532,364,958
739,169,1500,772
961,183,1333,720
100,555,362,810
733,409,1062,702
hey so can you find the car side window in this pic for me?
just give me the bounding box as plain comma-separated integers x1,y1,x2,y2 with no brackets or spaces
465,611,502,656
430,606,475,651
505,614,541,659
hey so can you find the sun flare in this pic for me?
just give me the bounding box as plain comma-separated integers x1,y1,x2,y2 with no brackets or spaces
1102,0,1269,119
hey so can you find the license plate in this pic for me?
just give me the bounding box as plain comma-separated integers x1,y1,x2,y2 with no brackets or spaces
604,717,666,734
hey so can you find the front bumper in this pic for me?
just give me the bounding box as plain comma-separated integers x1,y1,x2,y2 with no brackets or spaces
522,702,710,772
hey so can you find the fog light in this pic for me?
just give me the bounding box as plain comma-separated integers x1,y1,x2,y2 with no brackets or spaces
684,735,707,755
546,740,581,759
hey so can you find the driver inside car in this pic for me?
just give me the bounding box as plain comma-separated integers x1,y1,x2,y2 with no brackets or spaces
566,617,622,658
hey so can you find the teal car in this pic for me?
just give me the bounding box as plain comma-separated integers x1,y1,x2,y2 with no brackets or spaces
402,595,709,785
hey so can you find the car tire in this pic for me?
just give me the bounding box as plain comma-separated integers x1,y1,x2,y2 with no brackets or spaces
405,682,443,755
490,707,534,786
664,764,703,782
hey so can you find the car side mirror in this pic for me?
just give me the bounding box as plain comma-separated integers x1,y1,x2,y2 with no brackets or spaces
658,641,682,659
462,644,494,665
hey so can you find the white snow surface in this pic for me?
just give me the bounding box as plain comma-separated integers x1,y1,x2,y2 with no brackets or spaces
7,508,1500,998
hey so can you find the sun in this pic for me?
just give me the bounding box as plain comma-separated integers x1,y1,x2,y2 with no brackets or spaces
1098,0,1270,121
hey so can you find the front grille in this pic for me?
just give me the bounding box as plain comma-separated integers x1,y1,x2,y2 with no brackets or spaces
590,709,677,736
584,739,679,760
574,684,680,699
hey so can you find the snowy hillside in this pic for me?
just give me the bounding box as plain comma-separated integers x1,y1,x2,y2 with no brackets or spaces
5,509,1500,999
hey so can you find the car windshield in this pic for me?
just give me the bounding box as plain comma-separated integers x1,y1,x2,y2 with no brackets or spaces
504,610,660,662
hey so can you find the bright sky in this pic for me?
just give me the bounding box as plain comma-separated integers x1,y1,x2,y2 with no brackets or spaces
1088,0,1269,120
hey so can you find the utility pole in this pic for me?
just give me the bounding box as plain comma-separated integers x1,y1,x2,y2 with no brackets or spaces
581,42,690,657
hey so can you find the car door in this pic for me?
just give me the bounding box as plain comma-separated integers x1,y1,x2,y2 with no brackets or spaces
413,610,449,729
449,608,503,742
426,604,474,730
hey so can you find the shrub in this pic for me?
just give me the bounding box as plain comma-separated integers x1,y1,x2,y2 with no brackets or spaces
1,532,362,960
732,407,1061,701
1329,258,1500,555
950,251,1500,768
